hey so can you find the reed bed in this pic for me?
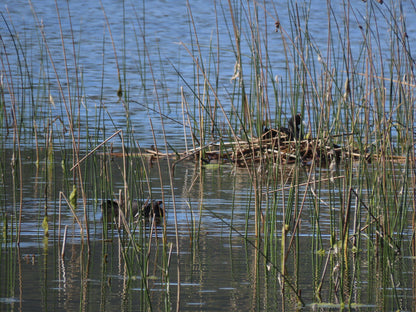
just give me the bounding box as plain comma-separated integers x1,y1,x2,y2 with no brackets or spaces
0,0,415,310
177,0,416,309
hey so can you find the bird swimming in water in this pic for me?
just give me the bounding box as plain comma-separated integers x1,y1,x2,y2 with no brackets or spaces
140,199,164,219
263,113,303,140
101,198,164,222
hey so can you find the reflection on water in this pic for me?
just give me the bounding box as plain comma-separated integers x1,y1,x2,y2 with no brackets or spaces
0,150,414,310
1,0,416,311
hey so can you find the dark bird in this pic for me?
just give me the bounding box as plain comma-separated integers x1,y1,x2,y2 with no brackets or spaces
140,199,164,219
287,113,303,140
101,198,164,222
101,199,124,219
263,113,303,140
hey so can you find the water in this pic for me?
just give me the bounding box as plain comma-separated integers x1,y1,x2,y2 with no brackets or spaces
1,151,413,310
1,0,416,311
2,0,414,149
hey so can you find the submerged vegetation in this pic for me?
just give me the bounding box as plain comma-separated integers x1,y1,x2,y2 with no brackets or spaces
1,0,415,310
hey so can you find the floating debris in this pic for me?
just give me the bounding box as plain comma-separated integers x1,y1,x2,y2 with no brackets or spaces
97,113,408,168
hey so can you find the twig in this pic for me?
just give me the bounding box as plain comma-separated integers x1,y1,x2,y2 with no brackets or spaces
171,139,221,171
59,192,83,238
263,176,345,195
61,225,68,258
70,129,122,171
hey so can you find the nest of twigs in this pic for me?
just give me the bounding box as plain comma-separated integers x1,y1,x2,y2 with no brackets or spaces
112,131,406,168
167,131,370,168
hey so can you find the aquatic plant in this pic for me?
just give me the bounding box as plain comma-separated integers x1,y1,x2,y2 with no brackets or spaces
0,0,415,310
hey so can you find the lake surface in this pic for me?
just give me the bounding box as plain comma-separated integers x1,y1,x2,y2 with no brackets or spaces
1,0,416,311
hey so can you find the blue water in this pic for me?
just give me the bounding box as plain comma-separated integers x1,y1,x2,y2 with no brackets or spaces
1,1,415,311
2,0,414,150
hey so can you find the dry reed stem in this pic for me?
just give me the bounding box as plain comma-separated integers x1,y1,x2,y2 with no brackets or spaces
59,191,83,239
70,129,123,171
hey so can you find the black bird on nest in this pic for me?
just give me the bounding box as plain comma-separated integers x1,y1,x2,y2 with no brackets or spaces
263,113,303,140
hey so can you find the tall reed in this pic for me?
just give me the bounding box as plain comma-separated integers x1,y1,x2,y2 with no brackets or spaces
1,0,415,310
178,0,415,308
